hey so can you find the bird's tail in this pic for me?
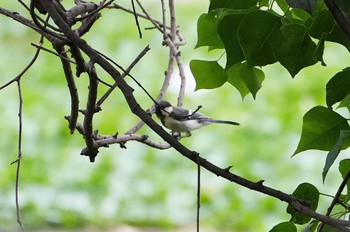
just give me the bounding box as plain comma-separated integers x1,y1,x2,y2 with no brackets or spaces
211,119,240,126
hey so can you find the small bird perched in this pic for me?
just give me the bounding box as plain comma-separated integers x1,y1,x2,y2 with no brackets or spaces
154,100,239,138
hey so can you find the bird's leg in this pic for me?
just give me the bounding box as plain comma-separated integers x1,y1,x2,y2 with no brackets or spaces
176,131,192,139
171,131,182,140
184,131,192,138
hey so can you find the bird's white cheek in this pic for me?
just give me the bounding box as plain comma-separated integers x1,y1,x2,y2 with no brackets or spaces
163,106,173,114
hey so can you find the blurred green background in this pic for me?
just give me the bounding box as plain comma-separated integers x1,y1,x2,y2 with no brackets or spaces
1,1,350,231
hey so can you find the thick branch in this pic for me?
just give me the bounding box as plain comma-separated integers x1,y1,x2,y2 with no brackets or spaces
324,0,350,39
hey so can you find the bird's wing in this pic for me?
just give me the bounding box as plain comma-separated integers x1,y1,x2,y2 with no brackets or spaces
172,107,213,122
170,106,192,120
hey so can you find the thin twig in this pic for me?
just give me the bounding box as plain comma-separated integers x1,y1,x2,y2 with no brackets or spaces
162,0,187,107
0,42,43,89
54,45,80,134
196,153,201,232
95,133,172,149
134,0,163,32
160,0,167,39
7,35,44,232
14,80,25,232
175,49,186,106
110,3,169,31
131,0,142,38
31,43,77,65
168,0,176,39
17,0,30,12
96,45,151,108
318,170,350,231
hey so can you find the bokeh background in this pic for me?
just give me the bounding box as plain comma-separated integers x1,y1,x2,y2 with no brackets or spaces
1,1,350,231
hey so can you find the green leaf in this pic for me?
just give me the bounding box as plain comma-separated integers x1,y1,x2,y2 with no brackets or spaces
259,0,270,7
322,130,350,182
209,0,259,11
237,10,283,68
338,94,350,112
287,183,319,225
310,10,350,52
226,63,264,99
190,60,227,90
293,106,350,155
275,24,318,77
339,159,350,202
195,12,224,49
226,63,250,98
302,220,319,232
286,0,317,14
218,13,246,69
313,32,327,66
289,8,312,23
275,0,291,13
321,224,345,232
326,69,350,109
269,222,297,232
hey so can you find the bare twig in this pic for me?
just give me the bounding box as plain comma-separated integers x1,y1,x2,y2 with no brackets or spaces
159,0,187,107
14,80,25,232
131,0,142,38
134,0,163,32
31,43,76,65
110,3,168,31
66,2,98,23
0,42,43,89
196,154,201,232
160,0,167,38
74,0,113,21
82,62,99,161
95,133,172,149
168,0,176,39
97,45,151,108
54,45,80,134
318,170,350,231
64,116,172,149
68,43,86,77
6,35,44,232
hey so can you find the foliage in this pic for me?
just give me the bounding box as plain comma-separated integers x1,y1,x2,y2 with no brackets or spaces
287,183,319,225
193,0,350,230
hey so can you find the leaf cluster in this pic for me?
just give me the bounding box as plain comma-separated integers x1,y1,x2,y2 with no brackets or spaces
194,0,350,231
192,0,350,98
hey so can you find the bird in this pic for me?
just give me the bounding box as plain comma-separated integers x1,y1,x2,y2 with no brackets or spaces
154,100,239,138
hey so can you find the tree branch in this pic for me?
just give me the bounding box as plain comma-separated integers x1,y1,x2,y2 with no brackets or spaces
82,62,99,161
324,0,350,39
55,45,80,134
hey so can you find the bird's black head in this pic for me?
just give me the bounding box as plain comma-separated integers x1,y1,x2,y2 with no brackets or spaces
155,100,172,118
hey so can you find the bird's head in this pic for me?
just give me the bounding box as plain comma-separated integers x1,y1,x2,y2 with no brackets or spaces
154,100,173,119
